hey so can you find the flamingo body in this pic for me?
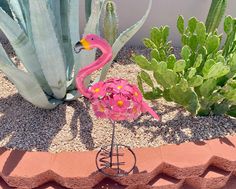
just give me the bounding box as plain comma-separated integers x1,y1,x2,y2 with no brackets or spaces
74,34,160,121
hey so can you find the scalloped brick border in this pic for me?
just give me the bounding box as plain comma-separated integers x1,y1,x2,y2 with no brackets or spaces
1,136,236,188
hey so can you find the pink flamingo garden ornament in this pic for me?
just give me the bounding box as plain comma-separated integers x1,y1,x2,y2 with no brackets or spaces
74,34,160,176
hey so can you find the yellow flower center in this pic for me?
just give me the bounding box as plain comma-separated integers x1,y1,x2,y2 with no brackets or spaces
93,88,100,93
134,92,138,97
99,105,105,112
117,100,124,107
132,107,137,113
117,85,123,90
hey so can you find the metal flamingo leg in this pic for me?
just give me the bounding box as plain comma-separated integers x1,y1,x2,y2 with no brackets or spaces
110,120,116,167
96,120,137,177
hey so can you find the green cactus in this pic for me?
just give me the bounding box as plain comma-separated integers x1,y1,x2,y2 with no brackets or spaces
103,0,118,45
133,16,236,117
205,0,227,33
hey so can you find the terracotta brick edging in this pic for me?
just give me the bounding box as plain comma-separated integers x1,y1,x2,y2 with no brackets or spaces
1,136,236,189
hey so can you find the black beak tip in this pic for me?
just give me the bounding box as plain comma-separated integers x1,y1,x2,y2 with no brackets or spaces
74,41,83,54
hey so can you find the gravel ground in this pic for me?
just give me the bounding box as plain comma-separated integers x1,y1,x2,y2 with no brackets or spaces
0,40,236,153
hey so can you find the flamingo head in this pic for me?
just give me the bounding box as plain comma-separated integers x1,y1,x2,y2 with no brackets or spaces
74,34,110,53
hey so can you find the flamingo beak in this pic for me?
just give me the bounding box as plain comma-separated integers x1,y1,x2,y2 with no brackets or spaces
74,38,91,53
74,41,84,53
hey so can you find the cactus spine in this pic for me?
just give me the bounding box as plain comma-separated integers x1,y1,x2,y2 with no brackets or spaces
103,0,118,45
205,0,227,33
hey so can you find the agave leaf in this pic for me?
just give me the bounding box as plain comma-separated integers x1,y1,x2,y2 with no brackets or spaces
29,1,67,99
48,0,62,36
18,0,32,41
65,90,81,101
8,0,26,31
99,0,153,81
68,0,80,78
72,0,107,89
0,45,59,109
77,0,107,68
59,0,75,80
0,8,52,95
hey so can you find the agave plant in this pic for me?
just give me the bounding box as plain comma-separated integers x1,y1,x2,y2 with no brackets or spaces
0,0,152,109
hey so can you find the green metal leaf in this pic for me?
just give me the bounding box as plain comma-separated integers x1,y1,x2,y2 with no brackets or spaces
29,1,66,99
0,45,59,109
99,0,152,81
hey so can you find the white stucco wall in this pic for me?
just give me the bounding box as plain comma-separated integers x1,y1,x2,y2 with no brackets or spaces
80,0,236,46
1,0,236,47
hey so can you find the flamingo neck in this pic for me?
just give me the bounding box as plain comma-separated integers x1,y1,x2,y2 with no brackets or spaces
76,41,112,98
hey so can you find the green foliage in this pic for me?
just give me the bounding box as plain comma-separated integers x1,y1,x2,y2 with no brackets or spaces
133,16,236,117
205,0,227,33
0,0,152,109
103,0,118,45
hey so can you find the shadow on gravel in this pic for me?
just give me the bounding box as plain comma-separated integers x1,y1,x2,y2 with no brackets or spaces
67,98,95,150
119,102,236,147
0,93,95,172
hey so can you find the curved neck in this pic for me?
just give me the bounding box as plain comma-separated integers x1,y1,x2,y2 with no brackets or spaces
76,40,112,98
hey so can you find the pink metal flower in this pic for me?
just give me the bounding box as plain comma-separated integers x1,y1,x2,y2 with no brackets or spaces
92,99,108,118
75,34,160,122
89,82,106,99
110,94,130,112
